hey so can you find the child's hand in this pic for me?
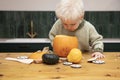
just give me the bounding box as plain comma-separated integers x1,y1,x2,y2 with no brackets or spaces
91,52,105,59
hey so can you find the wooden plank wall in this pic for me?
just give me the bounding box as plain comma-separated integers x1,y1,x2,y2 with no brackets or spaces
0,11,120,38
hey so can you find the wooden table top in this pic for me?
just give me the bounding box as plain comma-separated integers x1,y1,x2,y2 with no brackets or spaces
0,52,120,80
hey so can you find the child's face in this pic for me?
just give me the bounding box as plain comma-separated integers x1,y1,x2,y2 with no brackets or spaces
62,19,82,31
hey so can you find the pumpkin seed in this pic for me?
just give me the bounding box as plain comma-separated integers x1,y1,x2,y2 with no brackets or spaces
17,56,28,59
70,64,82,68
60,57,67,61
63,61,72,66
87,57,98,62
92,60,105,64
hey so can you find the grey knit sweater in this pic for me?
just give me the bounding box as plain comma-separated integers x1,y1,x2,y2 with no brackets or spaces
49,19,104,53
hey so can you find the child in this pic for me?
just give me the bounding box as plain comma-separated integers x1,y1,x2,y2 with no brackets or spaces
49,0,105,59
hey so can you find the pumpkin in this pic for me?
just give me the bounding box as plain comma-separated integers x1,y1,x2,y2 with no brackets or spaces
29,47,49,59
53,35,78,57
67,48,82,63
29,50,46,59
42,54,59,65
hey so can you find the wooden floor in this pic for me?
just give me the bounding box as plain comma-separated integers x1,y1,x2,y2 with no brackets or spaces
0,52,120,80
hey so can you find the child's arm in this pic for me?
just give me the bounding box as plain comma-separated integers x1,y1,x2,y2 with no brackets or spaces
49,19,60,46
88,23,104,58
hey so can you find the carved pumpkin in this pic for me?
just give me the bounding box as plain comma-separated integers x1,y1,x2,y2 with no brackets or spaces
29,50,46,59
29,47,49,59
53,35,78,57
67,48,82,63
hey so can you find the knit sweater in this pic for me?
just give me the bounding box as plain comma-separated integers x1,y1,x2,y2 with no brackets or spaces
49,19,104,53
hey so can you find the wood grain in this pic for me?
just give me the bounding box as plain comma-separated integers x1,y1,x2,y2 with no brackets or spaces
0,52,120,80
0,11,120,38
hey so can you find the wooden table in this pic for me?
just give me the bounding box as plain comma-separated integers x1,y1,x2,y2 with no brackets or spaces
0,52,120,80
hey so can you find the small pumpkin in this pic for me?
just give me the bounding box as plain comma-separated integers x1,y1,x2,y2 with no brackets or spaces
29,47,49,59
53,35,78,57
67,48,82,63
42,54,59,65
29,50,46,59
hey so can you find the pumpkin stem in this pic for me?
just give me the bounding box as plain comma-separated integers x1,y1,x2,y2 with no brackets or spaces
42,47,49,53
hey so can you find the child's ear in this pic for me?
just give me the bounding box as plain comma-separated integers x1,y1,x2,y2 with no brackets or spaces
81,15,84,19
78,16,84,22
80,12,85,19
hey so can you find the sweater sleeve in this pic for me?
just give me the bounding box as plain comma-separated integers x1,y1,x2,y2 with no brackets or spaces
89,23,104,53
49,19,60,46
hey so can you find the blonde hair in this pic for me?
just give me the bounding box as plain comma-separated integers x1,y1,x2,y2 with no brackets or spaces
55,0,84,21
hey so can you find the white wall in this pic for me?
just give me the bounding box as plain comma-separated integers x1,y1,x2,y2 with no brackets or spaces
0,0,120,11
84,0,120,11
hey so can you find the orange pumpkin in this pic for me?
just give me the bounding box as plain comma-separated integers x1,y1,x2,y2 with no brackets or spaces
53,35,78,57
29,47,49,60
29,50,46,59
